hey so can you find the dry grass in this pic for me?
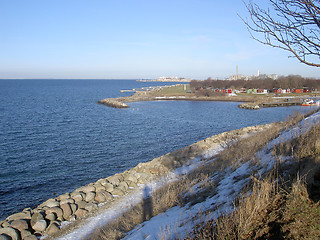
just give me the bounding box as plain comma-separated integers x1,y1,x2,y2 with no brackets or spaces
217,123,283,167
275,122,320,160
90,171,218,239
88,109,320,240
157,84,191,95
187,109,320,240
88,175,200,240
188,176,320,240
89,124,285,240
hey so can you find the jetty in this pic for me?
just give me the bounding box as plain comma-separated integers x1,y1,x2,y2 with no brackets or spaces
260,101,302,108
97,99,129,108
120,90,136,93
238,100,303,110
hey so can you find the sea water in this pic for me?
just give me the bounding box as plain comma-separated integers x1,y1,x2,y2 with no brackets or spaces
0,79,311,219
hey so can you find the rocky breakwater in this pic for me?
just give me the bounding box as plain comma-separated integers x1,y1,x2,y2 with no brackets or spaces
0,172,151,240
97,99,129,108
0,124,274,240
238,99,303,110
238,103,261,110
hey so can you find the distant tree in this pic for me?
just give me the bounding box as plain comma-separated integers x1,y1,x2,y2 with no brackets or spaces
189,76,319,92
242,0,320,67
263,78,275,90
305,78,320,89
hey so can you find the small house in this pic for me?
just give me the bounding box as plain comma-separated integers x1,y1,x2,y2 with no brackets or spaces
274,88,282,94
303,88,312,93
293,89,303,93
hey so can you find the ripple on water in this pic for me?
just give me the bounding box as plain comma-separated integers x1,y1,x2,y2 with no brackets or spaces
0,79,312,219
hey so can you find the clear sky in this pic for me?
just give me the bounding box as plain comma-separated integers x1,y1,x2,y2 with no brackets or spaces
0,0,319,79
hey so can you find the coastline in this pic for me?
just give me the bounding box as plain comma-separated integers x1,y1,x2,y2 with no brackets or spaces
0,123,276,240
97,84,306,109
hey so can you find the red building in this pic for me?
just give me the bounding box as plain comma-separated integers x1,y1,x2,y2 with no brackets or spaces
292,89,303,93
303,88,312,93
274,88,282,93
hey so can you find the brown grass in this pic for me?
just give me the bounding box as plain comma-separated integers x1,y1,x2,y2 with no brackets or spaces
89,124,285,240
88,109,320,240
275,122,320,160
188,176,320,240
157,84,191,95
187,109,320,240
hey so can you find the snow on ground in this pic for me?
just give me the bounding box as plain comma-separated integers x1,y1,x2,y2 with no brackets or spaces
122,110,320,240
122,161,253,240
55,144,224,240
56,110,320,240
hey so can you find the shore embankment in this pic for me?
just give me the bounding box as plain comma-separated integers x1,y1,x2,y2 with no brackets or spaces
0,123,275,240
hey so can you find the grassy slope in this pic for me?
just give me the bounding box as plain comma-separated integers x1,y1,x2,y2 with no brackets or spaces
94,96,320,240
189,111,320,240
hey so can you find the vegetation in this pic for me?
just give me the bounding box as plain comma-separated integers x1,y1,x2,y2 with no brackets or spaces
157,84,191,95
188,177,320,240
89,109,320,240
190,75,320,92
188,110,320,240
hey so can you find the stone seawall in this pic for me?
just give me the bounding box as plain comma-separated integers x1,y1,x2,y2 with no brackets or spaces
0,124,274,240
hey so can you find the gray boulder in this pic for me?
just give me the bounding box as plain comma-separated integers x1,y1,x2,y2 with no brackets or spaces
0,234,12,240
46,222,60,235
79,185,95,193
30,212,44,227
6,212,30,221
112,188,125,196
104,182,114,193
0,227,21,240
85,191,96,202
10,219,29,231
32,219,47,232
45,207,64,221
75,208,88,218
60,203,72,220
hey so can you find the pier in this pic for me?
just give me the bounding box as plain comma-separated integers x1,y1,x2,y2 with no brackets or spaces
120,90,136,93
260,101,302,108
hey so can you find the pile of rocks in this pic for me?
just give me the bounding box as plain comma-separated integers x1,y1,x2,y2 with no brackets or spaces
97,99,129,108
0,169,163,240
0,123,273,240
238,103,261,110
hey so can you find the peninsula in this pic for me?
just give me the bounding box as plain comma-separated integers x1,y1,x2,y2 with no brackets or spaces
97,84,315,109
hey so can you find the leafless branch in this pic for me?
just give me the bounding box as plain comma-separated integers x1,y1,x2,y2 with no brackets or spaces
240,0,320,67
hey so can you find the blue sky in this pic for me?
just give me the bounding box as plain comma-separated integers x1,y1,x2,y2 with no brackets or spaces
0,0,319,79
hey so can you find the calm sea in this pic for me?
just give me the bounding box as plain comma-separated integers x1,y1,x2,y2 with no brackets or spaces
0,79,311,219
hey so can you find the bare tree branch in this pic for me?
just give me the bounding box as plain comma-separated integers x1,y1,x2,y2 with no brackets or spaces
240,0,320,67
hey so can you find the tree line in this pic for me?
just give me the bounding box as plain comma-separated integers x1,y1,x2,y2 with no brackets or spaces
190,75,320,91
